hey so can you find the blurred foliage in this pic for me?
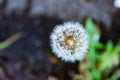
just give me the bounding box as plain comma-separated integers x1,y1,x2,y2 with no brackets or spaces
73,18,120,80
0,32,23,50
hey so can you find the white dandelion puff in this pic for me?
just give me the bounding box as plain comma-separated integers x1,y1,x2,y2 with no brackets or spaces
50,21,89,62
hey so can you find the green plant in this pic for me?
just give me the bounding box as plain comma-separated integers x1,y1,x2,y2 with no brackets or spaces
73,18,120,80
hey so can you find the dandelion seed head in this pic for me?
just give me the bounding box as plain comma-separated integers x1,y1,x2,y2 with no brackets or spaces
50,21,89,62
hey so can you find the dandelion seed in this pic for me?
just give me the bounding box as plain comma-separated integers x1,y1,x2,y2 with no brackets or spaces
50,21,89,62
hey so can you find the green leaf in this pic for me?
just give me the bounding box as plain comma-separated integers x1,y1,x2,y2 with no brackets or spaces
105,41,113,53
85,18,100,38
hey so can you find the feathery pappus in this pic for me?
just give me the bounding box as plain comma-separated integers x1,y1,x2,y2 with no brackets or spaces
50,21,89,62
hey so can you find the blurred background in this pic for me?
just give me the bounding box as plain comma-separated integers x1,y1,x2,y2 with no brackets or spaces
0,0,120,80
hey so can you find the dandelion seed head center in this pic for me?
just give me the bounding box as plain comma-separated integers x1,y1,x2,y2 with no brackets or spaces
64,35,77,50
